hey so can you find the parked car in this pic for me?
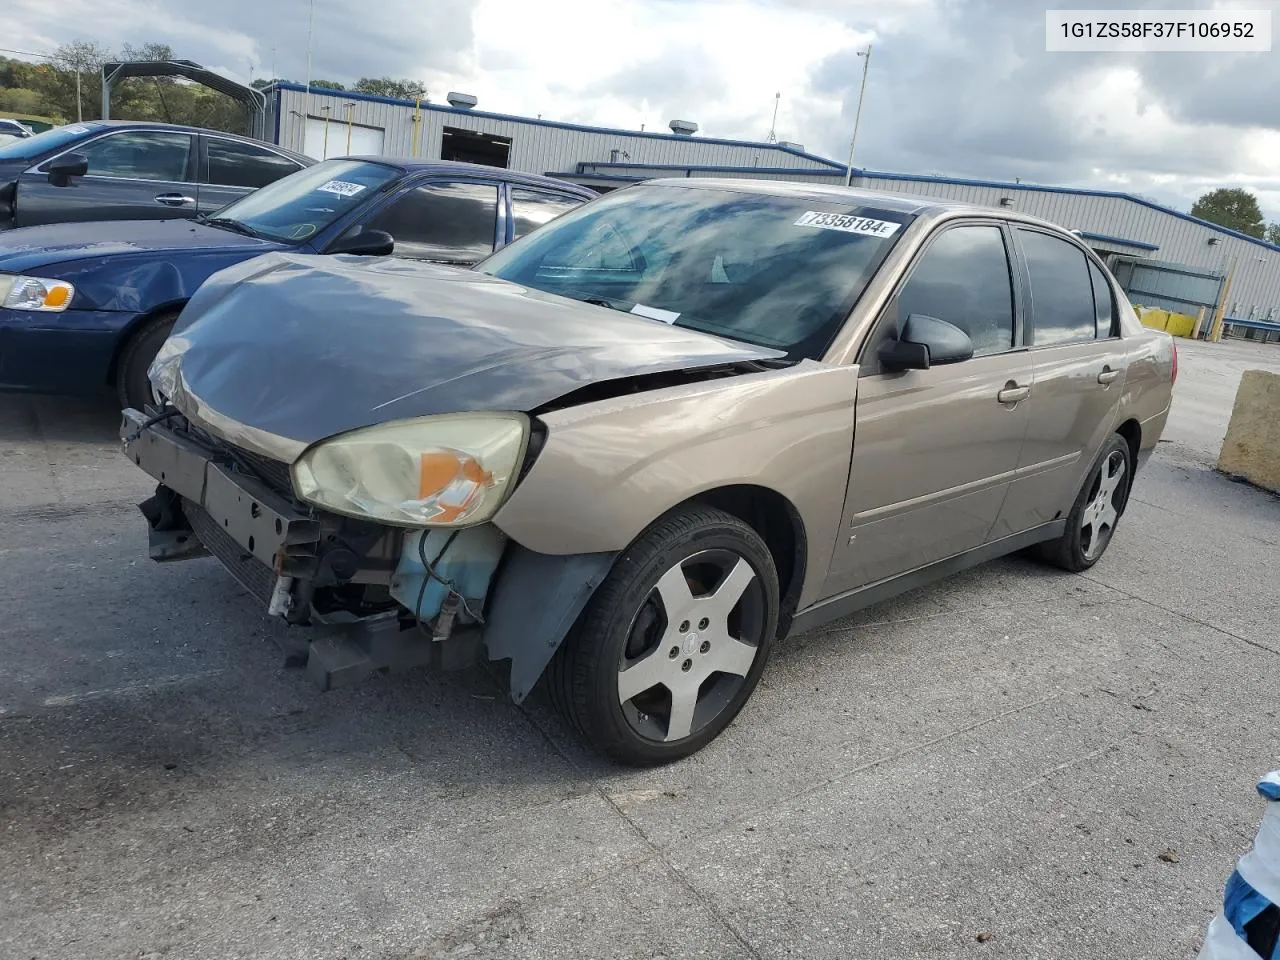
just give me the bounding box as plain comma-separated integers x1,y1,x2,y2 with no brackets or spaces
0,120,312,229
0,119,33,138
121,179,1176,765
0,158,593,407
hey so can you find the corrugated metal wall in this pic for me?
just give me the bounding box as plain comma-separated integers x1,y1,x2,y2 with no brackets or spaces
275,88,835,176
860,174,1280,320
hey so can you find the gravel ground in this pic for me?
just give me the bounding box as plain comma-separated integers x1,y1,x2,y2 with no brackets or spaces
1,337,1277,960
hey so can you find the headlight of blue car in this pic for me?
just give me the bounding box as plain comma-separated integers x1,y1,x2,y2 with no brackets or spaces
0,274,75,312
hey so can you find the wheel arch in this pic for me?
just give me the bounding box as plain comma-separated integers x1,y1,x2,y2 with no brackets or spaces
686,484,808,638
105,300,187,386
1115,417,1141,472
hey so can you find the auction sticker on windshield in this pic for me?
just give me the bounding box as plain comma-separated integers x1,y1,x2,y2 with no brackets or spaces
794,211,902,236
316,180,367,198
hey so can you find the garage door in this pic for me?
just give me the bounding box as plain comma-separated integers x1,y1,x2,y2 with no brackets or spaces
1111,257,1224,315
303,118,385,160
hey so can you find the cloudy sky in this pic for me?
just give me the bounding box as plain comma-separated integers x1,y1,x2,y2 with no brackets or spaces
8,0,1280,218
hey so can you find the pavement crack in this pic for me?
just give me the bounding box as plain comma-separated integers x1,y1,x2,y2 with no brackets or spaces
704,690,1067,843
1081,574,1280,658
506,688,764,959
29,401,68,508
968,743,1119,812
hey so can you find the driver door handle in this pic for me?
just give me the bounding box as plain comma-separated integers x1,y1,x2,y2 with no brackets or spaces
154,193,194,206
997,381,1031,404
1097,365,1120,385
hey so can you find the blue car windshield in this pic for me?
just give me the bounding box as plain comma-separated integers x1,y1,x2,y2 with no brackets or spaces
477,183,913,359
208,159,400,244
0,123,103,160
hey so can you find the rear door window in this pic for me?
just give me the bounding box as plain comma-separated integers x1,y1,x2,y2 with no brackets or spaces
364,181,498,262
896,224,1016,358
205,139,302,189
1018,229,1098,345
510,188,585,240
71,130,193,182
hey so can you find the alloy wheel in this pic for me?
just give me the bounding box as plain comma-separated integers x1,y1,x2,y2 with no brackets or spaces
616,548,767,743
1081,449,1126,561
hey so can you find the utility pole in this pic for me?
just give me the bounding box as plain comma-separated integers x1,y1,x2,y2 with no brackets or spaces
843,44,872,187
304,0,315,97
767,92,780,143
75,67,82,122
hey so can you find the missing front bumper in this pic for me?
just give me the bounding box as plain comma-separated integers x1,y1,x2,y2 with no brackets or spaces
123,408,323,612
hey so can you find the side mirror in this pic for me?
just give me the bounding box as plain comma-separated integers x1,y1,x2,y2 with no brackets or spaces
47,153,88,187
327,228,394,257
878,313,975,372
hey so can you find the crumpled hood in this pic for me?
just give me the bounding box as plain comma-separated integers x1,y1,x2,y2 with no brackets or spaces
166,252,781,453
0,218,277,274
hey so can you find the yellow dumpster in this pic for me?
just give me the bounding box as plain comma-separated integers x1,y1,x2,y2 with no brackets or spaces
1137,306,1170,331
1164,311,1196,338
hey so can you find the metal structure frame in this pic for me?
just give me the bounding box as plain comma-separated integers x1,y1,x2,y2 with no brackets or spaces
101,60,268,139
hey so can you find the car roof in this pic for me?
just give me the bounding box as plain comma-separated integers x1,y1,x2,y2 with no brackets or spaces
68,120,312,164
638,177,1092,237
341,157,597,197
642,176,1001,216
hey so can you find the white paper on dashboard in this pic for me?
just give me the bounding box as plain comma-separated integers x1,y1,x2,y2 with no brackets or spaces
630,304,681,324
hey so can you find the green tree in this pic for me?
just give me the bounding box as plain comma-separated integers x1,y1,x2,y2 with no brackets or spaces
0,87,46,115
0,39,257,135
1266,223,1280,246
23,40,113,122
118,42,175,63
308,78,346,91
353,76,426,100
1191,188,1266,239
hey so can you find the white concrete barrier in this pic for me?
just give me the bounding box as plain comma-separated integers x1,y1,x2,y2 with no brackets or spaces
1218,370,1280,493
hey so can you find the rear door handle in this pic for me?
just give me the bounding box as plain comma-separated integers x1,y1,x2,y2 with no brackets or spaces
997,382,1031,404
1097,366,1120,385
154,193,194,206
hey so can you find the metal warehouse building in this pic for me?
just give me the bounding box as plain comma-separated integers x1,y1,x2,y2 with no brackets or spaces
266,81,1280,337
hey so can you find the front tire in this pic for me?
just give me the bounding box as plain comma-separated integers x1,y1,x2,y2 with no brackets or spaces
1035,434,1133,572
115,311,178,410
550,505,779,766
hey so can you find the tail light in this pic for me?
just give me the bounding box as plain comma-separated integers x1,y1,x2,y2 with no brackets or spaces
1171,341,1179,385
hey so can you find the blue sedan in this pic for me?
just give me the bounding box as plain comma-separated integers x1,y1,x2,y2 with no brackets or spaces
0,158,594,408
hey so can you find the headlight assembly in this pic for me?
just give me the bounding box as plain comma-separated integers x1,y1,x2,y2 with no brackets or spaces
291,413,529,527
0,273,75,312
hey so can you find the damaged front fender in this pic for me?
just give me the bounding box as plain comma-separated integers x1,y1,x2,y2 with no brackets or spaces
482,545,617,703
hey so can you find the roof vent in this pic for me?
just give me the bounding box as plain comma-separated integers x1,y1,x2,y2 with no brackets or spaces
779,140,804,151
669,119,698,136
447,92,478,110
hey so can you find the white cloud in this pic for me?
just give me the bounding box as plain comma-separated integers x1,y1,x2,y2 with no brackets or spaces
438,0,864,142
5,0,1280,218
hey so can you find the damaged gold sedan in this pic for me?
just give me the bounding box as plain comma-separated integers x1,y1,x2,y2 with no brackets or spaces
123,179,1176,764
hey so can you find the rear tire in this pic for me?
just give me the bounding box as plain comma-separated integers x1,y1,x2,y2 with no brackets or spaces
115,311,179,410
549,505,779,766
1034,434,1133,573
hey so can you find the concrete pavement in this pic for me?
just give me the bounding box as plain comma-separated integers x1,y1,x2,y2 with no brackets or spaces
1,340,1277,959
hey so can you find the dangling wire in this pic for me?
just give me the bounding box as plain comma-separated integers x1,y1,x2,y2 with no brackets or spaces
413,529,486,639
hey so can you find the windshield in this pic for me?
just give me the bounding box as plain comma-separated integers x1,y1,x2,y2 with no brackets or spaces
208,159,400,244
478,183,912,358
0,123,102,161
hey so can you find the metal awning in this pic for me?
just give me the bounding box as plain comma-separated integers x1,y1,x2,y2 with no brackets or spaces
100,60,267,138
